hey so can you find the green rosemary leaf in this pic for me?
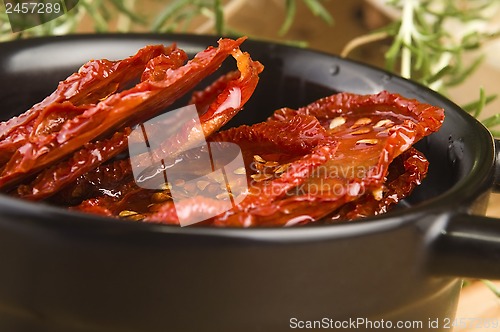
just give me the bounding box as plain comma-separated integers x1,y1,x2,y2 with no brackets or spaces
79,0,109,32
424,65,452,85
109,0,146,24
411,38,427,71
445,55,484,87
461,31,483,50
279,0,297,36
278,39,309,48
178,9,200,32
385,34,403,71
462,92,497,116
214,0,224,35
303,0,333,26
475,87,486,118
100,2,113,22
151,0,191,32
489,130,500,137
482,280,500,297
480,112,500,129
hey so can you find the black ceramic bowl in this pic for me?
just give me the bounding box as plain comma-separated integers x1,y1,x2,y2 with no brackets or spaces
0,34,499,332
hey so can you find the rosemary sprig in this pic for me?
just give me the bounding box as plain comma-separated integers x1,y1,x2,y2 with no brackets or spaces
280,0,333,35
482,280,500,298
342,0,500,135
0,0,333,39
151,0,202,33
150,0,333,36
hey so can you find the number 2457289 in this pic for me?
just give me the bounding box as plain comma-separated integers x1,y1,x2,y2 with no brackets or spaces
5,2,62,15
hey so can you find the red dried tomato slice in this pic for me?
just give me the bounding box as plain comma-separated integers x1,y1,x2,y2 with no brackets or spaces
140,114,338,226
328,147,429,221
0,45,174,161
75,91,443,227
189,70,241,114
52,158,135,207
227,91,444,226
16,128,132,200
0,102,92,164
272,91,443,186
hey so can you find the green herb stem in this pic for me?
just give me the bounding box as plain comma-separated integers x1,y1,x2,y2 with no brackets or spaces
399,0,416,79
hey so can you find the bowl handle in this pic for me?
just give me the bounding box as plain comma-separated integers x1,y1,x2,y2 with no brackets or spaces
494,138,500,193
427,212,500,279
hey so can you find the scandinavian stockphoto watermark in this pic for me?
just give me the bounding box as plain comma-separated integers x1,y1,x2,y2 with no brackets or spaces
127,104,380,226
289,317,500,330
3,0,78,32
128,104,248,227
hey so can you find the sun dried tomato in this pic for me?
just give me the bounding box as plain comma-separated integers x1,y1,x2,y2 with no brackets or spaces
69,91,443,227
328,147,429,221
16,128,132,200
0,39,444,227
0,38,262,191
